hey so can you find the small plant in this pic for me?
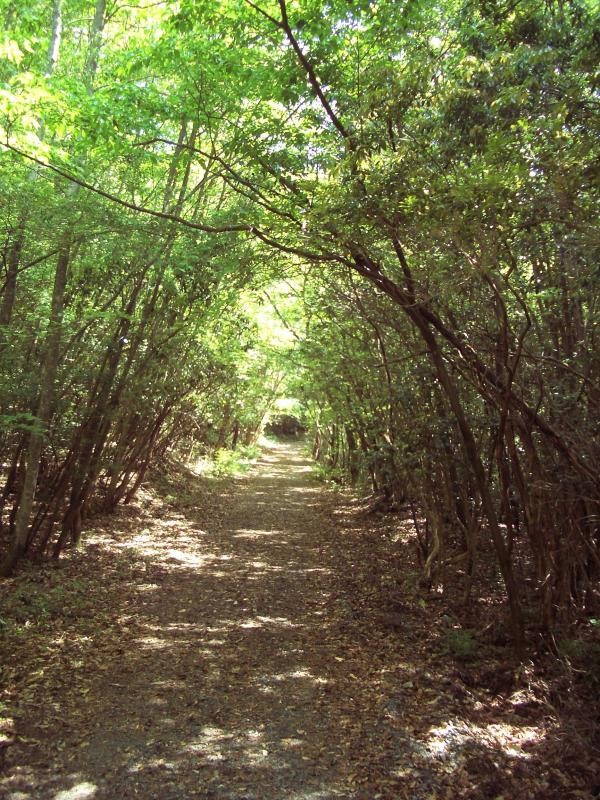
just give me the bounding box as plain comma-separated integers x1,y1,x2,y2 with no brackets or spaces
559,638,600,685
1,582,67,633
210,445,260,476
312,462,344,484
442,628,478,660
12,584,51,622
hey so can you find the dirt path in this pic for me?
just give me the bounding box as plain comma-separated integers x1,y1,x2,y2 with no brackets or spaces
2,443,375,799
1,443,596,799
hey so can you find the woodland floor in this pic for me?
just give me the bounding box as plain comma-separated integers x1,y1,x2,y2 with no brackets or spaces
1,442,598,800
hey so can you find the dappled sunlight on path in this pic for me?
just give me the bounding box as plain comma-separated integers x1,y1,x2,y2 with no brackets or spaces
1,444,352,799
1,442,570,799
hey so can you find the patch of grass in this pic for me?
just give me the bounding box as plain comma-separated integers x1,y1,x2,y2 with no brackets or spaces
0,576,93,636
442,627,478,661
0,582,64,633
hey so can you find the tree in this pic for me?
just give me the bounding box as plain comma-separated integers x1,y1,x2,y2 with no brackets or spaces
0,0,597,648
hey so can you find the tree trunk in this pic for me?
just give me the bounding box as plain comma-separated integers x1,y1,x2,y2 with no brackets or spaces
412,311,525,652
0,238,71,576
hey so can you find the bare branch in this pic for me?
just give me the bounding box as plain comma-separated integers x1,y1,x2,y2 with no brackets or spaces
249,226,344,263
135,137,301,221
278,0,351,140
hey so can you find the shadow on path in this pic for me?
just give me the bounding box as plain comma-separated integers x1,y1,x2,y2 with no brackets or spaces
1,442,594,799
2,444,357,799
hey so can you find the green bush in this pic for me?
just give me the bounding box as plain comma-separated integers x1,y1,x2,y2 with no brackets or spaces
264,413,306,437
210,445,260,476
311,462,344,484
0,583,66,633
442,628,478,660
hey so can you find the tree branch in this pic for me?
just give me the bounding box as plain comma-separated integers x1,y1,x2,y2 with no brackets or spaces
249,226,343,262
2,141,250,235
276,0,352,142
135,137,300,222
242,0,283,28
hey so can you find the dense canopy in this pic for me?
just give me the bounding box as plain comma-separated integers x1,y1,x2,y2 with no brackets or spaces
1,0,599,652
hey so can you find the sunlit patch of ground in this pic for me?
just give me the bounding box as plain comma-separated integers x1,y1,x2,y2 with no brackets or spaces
423,718,542,760
234,527,285,539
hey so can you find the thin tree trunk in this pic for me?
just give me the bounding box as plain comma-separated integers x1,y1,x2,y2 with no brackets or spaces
410,310,525,651
0,217,26,331
0,237,71,576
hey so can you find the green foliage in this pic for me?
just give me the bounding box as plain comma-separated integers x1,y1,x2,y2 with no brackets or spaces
0,581,65,632
0,0,597,649
442,628,479,661
209,445,261,477
264,412,306,438
559,638,600,686
311,462,344,485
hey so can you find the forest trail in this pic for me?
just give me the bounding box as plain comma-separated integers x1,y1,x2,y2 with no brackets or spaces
1,442,408,800
0,443,586,799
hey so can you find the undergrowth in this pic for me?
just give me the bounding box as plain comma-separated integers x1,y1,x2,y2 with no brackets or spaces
209,445,261,477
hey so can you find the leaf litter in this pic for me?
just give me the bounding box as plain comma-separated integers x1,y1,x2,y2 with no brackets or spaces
1,442,598,799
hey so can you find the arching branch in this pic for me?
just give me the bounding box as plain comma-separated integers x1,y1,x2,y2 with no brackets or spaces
1,141,250,235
